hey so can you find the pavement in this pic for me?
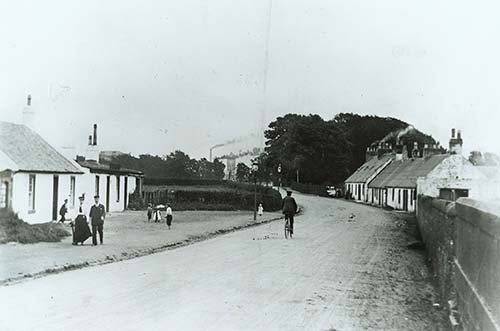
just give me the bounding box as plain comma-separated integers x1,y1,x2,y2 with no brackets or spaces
0,210,282,284
0,193,449,331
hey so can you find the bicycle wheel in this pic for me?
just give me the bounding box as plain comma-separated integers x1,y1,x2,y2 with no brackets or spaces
284,219,290,239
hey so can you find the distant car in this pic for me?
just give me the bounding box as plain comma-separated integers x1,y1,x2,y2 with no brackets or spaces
326,186,337,197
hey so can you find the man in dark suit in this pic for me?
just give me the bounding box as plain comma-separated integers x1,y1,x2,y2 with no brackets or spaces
89,195,106,245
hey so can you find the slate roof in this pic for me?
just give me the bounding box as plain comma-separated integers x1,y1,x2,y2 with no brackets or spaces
77,159,143,176
0,121,83,174
369,154,449,188
345,155,392,183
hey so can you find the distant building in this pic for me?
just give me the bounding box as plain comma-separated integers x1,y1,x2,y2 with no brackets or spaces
0,121,84,223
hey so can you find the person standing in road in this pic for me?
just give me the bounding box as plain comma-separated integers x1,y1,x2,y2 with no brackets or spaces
58,199,68,223
282,190,298,236
165,204,173,230
89,195,106,245
258,203,264,216
147,203,153,222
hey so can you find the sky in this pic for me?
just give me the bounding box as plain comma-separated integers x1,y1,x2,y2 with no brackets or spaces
0,0,499,160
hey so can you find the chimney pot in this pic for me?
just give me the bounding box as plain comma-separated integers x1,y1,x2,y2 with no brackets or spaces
27,94,31,106
457,130,462,139
451,128,456,138
88,135,93,146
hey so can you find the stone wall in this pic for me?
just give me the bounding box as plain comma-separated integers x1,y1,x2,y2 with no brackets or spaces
417,195,500,330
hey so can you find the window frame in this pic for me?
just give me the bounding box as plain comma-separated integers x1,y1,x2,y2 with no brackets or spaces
28,174,36,213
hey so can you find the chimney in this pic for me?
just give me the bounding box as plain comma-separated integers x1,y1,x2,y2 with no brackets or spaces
22,94,35,130
88,135,93,146
365,146,378,162
377,143,392,159
402,145,409,161
93,124,98,146
449,128,463,155
412,142,419,158
423,143,443,158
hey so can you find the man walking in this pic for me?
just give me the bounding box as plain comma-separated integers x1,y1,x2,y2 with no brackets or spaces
282,190,298,236
58,199,68,223
89,195,106,245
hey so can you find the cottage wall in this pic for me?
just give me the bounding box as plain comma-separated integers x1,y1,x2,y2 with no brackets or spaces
11,172,80,224
387,187,416,212
76,171,139,214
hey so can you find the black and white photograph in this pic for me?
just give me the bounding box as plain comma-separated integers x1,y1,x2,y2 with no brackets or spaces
0,1,499,330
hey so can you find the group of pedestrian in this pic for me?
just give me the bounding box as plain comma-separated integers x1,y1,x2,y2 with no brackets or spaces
147,203,174,229
59,195,106,246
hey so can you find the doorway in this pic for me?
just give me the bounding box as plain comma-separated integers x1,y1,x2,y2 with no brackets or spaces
403,189,409,211
124,177,128,210
52,175,59,221
106,176,110,212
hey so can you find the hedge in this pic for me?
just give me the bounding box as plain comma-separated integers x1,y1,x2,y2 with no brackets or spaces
291,182,329,197
144,177,225,186
143,185,282,212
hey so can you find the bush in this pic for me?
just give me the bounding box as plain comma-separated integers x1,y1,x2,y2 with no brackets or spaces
291,182,329,197
0,209,70,244
128,191,146,210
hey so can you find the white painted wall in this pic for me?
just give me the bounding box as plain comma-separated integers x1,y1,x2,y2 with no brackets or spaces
386,187,416,212
76,171,139,214
11,172,82,224
417,155,495,201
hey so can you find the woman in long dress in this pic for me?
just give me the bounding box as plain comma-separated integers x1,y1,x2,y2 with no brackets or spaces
72,196,92,245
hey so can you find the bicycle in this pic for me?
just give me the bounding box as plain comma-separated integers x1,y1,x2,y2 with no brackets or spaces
284,216,292,239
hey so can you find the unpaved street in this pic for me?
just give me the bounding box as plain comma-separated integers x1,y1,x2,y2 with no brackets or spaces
0,193,448,331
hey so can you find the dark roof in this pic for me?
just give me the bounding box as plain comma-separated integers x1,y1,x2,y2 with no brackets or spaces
345,155,392,183
77,159,143,176
369,154,449,188
0,121,83,174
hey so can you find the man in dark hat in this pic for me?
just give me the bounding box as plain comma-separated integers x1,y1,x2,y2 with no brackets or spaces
282,190,298,236
89,195,106,245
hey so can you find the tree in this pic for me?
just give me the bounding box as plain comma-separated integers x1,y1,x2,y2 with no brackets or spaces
236,163,251,182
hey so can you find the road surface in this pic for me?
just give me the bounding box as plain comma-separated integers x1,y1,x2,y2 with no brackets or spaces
0,193,448,331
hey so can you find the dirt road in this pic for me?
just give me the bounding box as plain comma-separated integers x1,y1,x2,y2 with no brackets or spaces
0,193,448,331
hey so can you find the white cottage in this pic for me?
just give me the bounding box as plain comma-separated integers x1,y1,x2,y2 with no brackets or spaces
344,154,392,202
0,121,84,224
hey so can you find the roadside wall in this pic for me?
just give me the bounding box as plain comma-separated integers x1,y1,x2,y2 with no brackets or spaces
417,195,500,331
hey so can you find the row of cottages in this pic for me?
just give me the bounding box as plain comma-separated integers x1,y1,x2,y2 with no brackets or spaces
347,128,489,212
0,120,143,224
344,154,392,201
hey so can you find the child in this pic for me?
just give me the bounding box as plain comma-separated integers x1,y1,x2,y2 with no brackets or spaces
165,204,173,230
153,208,162,223
258,203,264,216
147,203,153,222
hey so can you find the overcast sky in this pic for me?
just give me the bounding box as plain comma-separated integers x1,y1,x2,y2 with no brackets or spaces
0,0,499,159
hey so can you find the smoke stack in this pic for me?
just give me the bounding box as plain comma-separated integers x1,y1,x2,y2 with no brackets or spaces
93,124,98,146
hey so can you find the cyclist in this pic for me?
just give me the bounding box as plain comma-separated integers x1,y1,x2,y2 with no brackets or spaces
282,190,298,236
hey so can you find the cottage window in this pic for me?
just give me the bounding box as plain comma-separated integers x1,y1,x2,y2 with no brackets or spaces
28,174,36,212
116,176,120,202
69,176,76,208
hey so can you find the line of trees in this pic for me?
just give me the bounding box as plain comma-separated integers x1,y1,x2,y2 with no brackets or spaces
109,151,226,180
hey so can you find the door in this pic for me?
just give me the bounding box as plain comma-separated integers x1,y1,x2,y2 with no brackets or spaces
123,177,128,210
52,175,59,221
403,189,408,211
106,176,110,212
